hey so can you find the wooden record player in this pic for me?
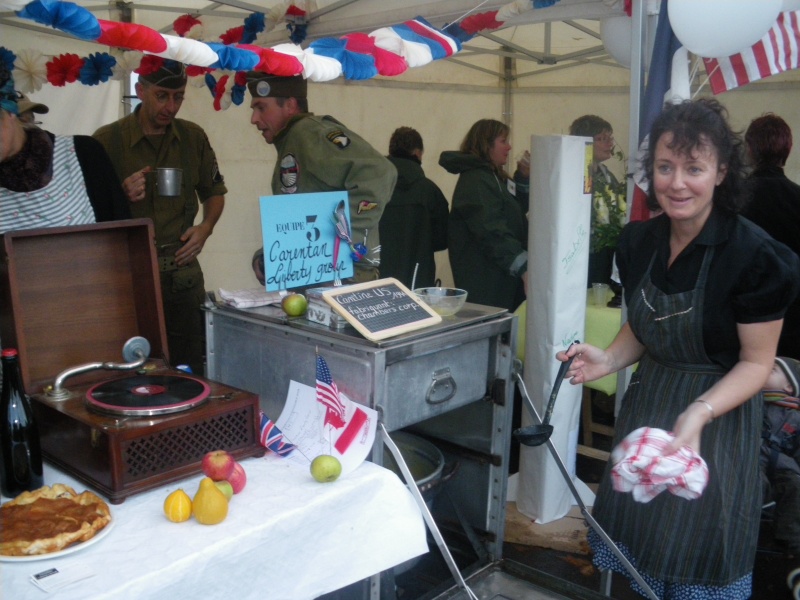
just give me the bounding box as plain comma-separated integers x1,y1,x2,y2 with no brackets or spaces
0,220,264,504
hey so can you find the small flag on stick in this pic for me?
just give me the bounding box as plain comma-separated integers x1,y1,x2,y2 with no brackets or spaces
316,354,346,429
259,411,296,456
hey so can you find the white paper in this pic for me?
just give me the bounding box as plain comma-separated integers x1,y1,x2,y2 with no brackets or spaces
30,563,95,592
218,287,285,308
276,380,377,477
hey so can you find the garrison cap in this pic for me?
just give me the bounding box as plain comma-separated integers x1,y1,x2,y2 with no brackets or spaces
138,58,187,89
246,72,307,99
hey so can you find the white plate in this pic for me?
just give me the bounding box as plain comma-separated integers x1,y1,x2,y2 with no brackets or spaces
0,515,115,562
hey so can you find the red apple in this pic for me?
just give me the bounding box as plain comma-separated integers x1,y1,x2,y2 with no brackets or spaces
228,461,247,494
201,450,235,481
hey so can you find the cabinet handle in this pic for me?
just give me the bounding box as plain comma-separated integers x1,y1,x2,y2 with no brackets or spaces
426,368,457,404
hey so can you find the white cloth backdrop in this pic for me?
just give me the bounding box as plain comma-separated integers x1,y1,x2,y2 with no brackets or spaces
517,134,595,523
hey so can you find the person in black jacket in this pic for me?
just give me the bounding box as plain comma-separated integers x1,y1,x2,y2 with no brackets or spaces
0,65,130,232
439,119,530,311
379,127,449,289
744,113,800,359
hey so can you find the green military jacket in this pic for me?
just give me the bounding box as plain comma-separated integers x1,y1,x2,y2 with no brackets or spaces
271,114,397,272
93,107,227,248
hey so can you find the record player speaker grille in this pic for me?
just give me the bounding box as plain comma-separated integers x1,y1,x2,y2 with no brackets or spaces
123,407,254,477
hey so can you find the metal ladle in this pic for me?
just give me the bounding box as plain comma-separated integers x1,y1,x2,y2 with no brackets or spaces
513,342,577,446
510,358,659,600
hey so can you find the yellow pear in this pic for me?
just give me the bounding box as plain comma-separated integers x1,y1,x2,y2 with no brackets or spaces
192,477,229,525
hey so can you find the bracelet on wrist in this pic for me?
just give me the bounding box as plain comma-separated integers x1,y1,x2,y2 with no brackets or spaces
693,399,715,422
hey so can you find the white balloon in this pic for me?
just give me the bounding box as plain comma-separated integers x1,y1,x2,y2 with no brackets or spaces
668,0,782,58
600,14,658,69
601,16,633,67
783,0,800,11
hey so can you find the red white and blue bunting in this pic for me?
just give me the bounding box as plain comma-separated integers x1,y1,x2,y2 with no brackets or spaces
0,0,560,109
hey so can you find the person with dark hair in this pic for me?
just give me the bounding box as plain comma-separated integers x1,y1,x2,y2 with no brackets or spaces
246,72,396,286
0,65,129,232
439,118,529,311
378,126,449,289
558,98,799,599
743,113,800,359
569,114,626,290
93,57,227,375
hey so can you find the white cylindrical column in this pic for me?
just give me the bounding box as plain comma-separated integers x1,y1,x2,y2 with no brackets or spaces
516,134,593,523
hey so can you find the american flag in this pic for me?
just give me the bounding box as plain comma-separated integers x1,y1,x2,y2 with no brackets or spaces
316,354,346,429
704,11,800,95
258,411,296,456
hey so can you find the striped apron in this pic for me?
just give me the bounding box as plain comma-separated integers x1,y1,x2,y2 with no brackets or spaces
592,246,761,586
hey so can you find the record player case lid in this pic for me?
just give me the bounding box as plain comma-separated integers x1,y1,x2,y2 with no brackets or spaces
0,219,169,395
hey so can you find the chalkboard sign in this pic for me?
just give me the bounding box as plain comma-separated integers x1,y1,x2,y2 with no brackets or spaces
322,278,442,341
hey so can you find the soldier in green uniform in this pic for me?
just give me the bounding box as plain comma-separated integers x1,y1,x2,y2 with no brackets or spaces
246,73,396,286
93,58,227,375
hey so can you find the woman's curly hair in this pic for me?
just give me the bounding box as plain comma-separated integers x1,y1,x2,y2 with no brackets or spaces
644,98,747,214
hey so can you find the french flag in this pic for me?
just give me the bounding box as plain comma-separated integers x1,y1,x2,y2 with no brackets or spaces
630,0,684,222
704,11,800,95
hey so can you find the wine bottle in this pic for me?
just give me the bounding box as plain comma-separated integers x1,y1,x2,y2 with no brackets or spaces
0,348,44,497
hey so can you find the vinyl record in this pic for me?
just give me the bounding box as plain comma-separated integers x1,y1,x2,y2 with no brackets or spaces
86,374,211,417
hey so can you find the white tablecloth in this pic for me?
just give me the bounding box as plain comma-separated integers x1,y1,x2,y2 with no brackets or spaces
2,456,427,600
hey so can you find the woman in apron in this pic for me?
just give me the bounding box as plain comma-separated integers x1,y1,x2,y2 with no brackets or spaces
559,99,800,599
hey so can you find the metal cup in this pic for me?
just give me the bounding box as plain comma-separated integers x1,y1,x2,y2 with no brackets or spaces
156,168,182,197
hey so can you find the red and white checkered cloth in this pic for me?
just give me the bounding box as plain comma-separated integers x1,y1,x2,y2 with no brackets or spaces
610,427,709,504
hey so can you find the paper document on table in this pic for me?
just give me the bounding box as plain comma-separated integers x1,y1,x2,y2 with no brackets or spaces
276,380,377,476
218,287,285,308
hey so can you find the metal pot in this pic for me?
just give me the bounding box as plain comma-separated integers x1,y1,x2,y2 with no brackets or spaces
383,431,445,507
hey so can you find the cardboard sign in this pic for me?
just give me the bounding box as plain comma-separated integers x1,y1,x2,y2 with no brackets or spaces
259,191,354,291
322,278,441,341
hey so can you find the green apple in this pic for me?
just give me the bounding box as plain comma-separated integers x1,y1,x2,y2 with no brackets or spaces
310,455,342,483
281,293,308,317
214,480,234,500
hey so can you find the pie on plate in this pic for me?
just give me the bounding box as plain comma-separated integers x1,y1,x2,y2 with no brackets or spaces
0,483,112,557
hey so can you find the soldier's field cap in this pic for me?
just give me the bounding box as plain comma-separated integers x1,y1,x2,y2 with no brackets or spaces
246,72,307,99
138,58,187,89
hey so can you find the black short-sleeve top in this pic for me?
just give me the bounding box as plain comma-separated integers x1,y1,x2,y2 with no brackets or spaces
617,208,800,369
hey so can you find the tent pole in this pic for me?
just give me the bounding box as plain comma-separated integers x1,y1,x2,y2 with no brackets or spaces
503,53,513,126
615,0,648,403
503,53,513,173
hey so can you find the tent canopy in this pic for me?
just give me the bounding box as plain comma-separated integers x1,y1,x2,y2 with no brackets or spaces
1,0,629,87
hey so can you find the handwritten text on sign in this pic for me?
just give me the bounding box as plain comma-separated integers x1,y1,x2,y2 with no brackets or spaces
259,191,353,291
323,279,441,341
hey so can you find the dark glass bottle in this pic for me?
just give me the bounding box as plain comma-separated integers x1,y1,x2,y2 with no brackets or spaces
0,348,43,497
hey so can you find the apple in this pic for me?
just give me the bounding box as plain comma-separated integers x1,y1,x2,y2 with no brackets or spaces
281,293,307,317
310,455,342,483
228,461,247,494
214,480,234,501
201,450,235,481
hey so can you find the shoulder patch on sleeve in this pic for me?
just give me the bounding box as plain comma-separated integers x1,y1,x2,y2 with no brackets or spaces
326,130,351,149
280,153,299,193
212,158,224,184
358,201,378,214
